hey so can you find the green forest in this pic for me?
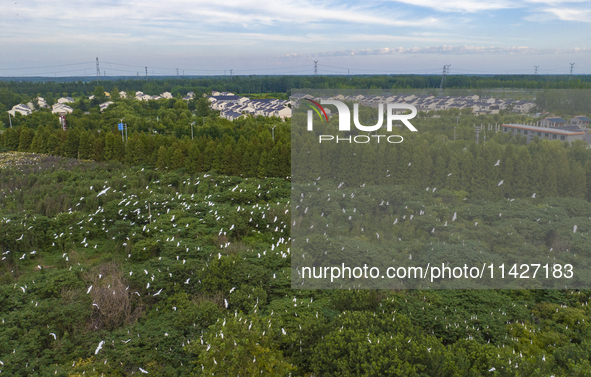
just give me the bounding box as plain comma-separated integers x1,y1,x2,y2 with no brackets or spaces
2,78,591,376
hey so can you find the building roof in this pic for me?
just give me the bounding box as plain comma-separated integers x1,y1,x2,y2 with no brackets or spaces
210,95,240,101
503,123,585,135
574,116,591,122
545,117,566,123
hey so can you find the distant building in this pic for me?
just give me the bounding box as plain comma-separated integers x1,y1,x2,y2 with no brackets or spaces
221,110,246,121
8,104,33,116
161,92,173,99
36,97,48,108
135,94,152,101
512,101,536,114
502,123,591,144
539,117,567,128
119,91,127,99
569,116,591,128
57,97,75,104
99,101,114,112
51,103,74,114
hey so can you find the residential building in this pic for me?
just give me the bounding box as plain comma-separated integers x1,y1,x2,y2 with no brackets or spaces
57,97,75,104
8,104,33,116
512,101,536,114
569,116,591,128
502,123,591,144
99,101,114,112
51,103,74,114
36,97,48,108
539,117,567,128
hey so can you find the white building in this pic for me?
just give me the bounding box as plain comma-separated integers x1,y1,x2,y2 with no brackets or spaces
99,101,114,112
36,97,48,108
57,97,75,104
8,104,33,116
502,123,591,144
51,103,74,114
512,101,536,114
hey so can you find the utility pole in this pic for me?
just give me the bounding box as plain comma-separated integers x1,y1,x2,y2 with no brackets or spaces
125,123,128,142
96,57,101,80
570,63,575,75
191,121,195,140
455,115,458,141
8,113,12,128
272,125,276,141
534,65,539,75
314,61,318,75
474,124,482,144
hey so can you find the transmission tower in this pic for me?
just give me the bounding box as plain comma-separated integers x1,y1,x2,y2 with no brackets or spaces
230,69,233,80
440,64,450,89
145,67,148,80
570,63,575,75
534,65,539,75
96,57,101,80
176,68,179,77
314,61,318,75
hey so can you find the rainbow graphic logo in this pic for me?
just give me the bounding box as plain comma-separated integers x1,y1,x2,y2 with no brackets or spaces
304,99,329,122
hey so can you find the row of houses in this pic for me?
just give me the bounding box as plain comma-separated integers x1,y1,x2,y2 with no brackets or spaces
290,93,538,115
8,99,75,117
208,93,291,121
538,116,591,128
133,91,196,101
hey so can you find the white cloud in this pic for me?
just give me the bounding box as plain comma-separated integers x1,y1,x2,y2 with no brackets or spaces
542,7,591,22
2,0,440,31
388,0,520,13
284,45,591,58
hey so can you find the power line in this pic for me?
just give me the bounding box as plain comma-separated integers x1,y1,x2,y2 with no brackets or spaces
0,62,92,71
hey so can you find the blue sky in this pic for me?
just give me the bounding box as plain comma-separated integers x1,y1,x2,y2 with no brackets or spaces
1,0,590,76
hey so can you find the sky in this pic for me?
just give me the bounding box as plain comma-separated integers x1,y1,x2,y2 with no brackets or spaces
1,0,591,76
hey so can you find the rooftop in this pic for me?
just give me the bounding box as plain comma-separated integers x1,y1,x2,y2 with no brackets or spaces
503,123,586,135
